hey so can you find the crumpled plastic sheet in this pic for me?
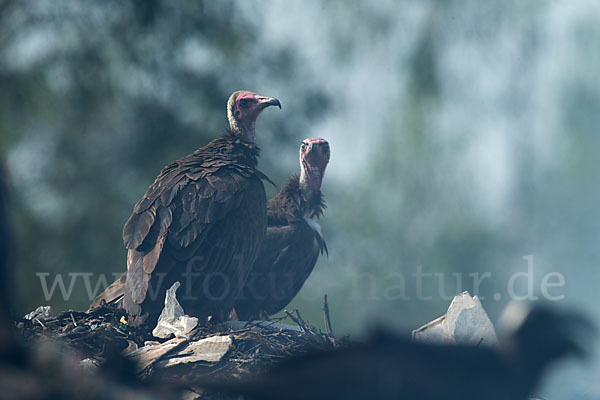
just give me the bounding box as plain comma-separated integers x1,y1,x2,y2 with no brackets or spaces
24,305,55,321
152,281,199,339
412,291,498,347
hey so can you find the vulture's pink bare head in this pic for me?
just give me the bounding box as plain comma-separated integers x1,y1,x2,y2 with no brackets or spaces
227,90,281,140
299,138,330,191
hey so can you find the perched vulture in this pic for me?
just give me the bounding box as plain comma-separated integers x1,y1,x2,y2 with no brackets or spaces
207,306,592,400
92,90,281,326
234,138,330,320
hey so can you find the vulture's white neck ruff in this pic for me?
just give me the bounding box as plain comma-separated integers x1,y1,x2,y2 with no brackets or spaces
304,215,323,245
304,215,322,235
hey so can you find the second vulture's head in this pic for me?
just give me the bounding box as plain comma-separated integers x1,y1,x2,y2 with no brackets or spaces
227,90,281,140
299,138,330,191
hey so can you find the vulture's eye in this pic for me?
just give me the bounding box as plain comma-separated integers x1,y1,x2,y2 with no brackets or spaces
301,143,307,150
239,99,250,109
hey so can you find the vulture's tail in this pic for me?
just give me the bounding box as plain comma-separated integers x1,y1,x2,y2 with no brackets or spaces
89,272,126,309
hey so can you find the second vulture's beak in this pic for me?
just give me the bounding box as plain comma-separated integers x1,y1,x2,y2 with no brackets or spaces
257,96,282,109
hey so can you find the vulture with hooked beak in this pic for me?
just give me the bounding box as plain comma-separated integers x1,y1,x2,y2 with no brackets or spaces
92,91,281,326
234,138,330,320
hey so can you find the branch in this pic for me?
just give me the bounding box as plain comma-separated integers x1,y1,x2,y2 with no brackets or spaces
323,294,334,338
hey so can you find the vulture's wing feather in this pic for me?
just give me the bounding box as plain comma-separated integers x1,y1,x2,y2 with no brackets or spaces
268,222,321,313
235,220,323,319
122,158,257,316
126,249,147,305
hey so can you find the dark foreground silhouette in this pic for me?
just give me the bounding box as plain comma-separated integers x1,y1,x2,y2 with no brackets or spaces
206,306,592,400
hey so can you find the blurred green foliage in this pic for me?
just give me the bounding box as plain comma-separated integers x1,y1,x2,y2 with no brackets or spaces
0,0,329,312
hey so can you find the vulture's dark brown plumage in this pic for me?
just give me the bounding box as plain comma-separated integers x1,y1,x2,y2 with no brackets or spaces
92,90,281,326
234,138,330,320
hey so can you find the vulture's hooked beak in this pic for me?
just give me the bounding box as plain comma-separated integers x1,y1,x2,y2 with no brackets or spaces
257,96,282,109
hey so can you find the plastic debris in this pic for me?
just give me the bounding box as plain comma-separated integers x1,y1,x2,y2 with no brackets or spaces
24,306,54,321
79,358,100,370
125,335,232,374
125,336,188,372
152,281,199,339
412,291,498,346
159,335,232,367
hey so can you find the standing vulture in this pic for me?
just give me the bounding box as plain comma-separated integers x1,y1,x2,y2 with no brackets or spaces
92,90,281,326
234,138,330,320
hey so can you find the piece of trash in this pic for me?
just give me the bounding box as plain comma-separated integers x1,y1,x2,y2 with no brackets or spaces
120,316,128,325
160,335,232,368
24,306,54,321
152,281,199,339
79,358,100,370
412,291,498,346
125,336,187,372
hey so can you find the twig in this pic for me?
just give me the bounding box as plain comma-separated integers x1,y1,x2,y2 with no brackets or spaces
34,318,46,329
323,294,334,338
294,310,309,330
284,310,305,332
70,312,78,327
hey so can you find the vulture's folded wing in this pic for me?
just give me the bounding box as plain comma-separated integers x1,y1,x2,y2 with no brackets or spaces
122,160,257,313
